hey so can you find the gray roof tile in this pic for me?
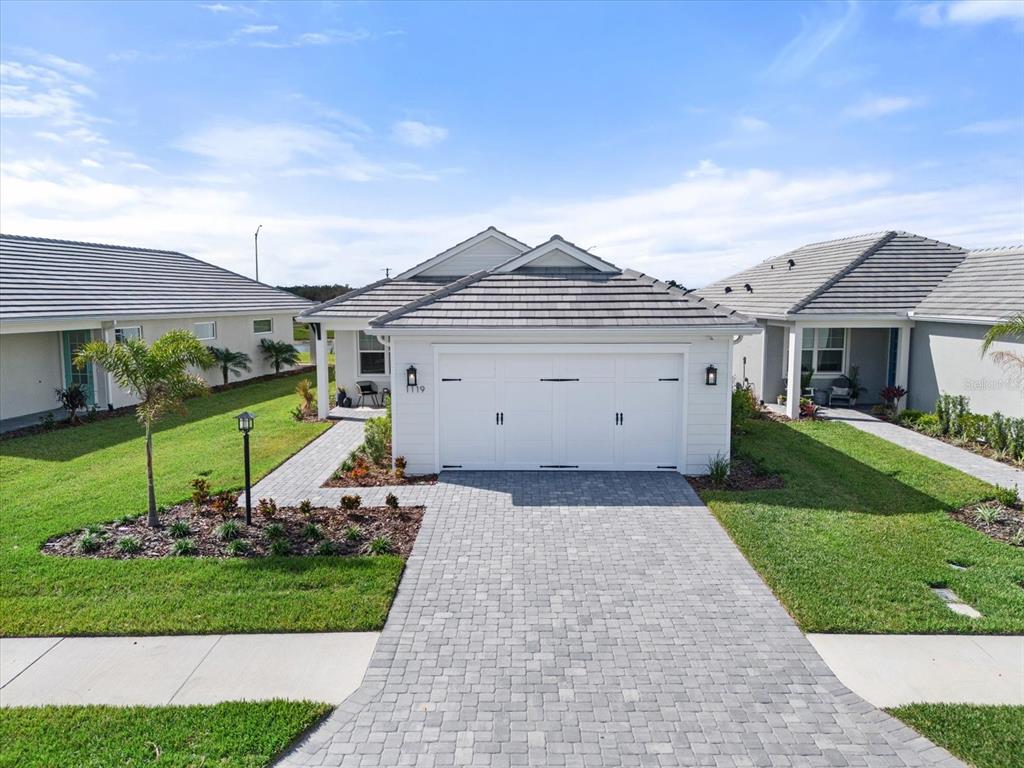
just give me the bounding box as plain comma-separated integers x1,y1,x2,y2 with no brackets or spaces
0,234,311,322
912,246,1024,322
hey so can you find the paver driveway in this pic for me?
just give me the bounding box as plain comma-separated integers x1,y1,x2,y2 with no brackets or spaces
278,472,960,768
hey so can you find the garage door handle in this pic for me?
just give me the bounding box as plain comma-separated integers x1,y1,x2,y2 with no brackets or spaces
658,377,679,382
496,412,504,425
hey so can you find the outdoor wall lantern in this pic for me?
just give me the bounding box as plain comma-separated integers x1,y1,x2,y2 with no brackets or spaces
406,365,418,389
236,411,256,525
705,364,718,386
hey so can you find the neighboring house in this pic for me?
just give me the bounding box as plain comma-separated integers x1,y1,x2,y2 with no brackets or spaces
0,234,311,428
698,232,1023,418
298,227,758,475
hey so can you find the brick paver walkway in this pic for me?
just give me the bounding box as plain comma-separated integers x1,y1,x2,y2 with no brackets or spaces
275,472,961,768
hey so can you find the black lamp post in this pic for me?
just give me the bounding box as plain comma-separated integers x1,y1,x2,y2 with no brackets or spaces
236,411,255,524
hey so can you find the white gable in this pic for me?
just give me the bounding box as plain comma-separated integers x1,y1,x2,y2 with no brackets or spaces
495,236,620,274
418,235,526,277
395,227,530,280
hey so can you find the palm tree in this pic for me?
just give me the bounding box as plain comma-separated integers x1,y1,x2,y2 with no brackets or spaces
75,330,213,527
981,312,1024,376
206,346,252,385
259,338,300,374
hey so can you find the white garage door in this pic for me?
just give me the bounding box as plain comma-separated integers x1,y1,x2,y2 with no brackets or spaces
438,351,684,471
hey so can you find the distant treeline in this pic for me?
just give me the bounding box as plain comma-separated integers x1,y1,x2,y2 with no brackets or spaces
278,284,353,302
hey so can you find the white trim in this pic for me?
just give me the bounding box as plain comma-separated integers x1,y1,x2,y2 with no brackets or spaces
394,228,530,280
192,321,216,341
801,327,848,375
0,308,308,332
369,325,760,339
113,325,143,343
908,313,999,326
252,318,274,334
493,238,619,274
431,342,691,354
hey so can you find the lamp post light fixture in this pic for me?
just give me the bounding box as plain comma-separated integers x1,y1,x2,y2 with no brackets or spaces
406,364,418,389
236,411,256,525
705,364,718,386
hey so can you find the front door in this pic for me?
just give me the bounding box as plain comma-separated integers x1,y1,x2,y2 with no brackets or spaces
62,330,95,404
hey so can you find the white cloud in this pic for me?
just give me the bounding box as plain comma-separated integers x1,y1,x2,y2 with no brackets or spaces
765,1,860,81
391,120,449,148
239,24,278,35
843,95,920,119
80,158,102,168
901,0,1024,26
249,29,371,49
0,56,105,143
735,116,770,133
2,157,1018,288
954,118,1022,134
198,3,254,14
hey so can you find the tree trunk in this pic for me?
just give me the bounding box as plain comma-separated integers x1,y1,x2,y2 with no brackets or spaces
222,365,229,385
275,359,281,374
145,420,158,527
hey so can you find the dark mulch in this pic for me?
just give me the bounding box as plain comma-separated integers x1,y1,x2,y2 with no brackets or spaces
324,468,437,488
949,502,1024,547
686,456,785,492
42,499,424,559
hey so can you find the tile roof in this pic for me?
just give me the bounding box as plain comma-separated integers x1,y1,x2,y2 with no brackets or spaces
296,278,451,320
370,269,754,329
912,246,1024,323
698,231,970,318
0,234,312,322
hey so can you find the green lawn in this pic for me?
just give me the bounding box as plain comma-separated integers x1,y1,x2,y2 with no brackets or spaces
0,372,404,637
700,418,1024,633
0,700,329,768
889,704,1024,768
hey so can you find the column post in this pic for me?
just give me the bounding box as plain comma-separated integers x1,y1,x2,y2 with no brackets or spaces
894,325,912,413
785,323,802,419
313,323,329,420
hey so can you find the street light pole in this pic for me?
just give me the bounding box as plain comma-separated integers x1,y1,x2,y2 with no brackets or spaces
236,411,256,524
254,224,262,283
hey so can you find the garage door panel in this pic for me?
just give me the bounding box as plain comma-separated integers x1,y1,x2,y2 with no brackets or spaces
502,379,554,467
501,354,554,380
622,354,681,381
563,381,617,468
439,355,496,380
563,354,617,380
619,381,680,468
439,379,498,468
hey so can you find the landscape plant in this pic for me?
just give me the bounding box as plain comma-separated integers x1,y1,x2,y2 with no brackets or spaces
981,312,1024,376
204,346,252,385
259,338,300,374
54,383,88,424
75,330,213,527
295,378,317,418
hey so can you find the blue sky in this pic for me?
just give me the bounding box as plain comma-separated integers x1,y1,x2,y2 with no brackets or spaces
1,0,1021,287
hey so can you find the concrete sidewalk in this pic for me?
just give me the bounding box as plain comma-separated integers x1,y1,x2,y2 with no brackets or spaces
0,632,378,707
809,634,1024,708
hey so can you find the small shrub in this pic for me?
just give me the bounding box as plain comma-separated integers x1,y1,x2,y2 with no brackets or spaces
344,525,363,542
55,383,88,424
169,520,191,539
973,503,1002,525
210,492,237,518
226,539,250,556
298,499,313,516
116,513,140,526
256,497,278,519
264,522,286,540
290,405,305,422
84,405,99,423
394,456,407,479
117,535,142,554
1009,528,1024,547
706,452,730,487
86,523,105,536
296,378,316,417
77,532,102,554
870,404,892,419
386,492,399,510
340,494,361,511
910,413,941,436
879,385,907,410
799,400,819,420
363,405,392,466
368,536,393,555
316,539,337,556
993,485,1021,507
303,522,323,541
190,477,212,510
172,538,198,556
986,412,1010,455
897,409,926,425
270,538,291,556
216,520,242,541
731,383,758,428
39,412,56,431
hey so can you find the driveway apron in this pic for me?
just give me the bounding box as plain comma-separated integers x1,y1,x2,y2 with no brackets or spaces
278,472,961,767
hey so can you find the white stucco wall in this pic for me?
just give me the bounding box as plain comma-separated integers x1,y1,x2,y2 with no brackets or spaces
387,333,736,475
730,327,763,397
0,331,65,420
910,321,1024,417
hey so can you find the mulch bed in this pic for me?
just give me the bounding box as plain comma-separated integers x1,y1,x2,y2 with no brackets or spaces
324,468,437,488
949,502,1024,547
687,457,785,492
41,499,424,559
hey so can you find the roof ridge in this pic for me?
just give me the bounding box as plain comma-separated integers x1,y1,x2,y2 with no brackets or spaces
297,278,391,319
628,269,749,320
789,231,897,314
369,270,491,327
967,244,1024,253
492,234,621,272
0,232,185,256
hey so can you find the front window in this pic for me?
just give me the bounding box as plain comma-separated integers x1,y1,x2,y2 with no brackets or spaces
357,331,386,375
114,326,142,343
802,328,846,374
193,321,216,341
252,318,273,334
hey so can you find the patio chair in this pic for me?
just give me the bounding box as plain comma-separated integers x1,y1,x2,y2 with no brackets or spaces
827,375,854,407
355,380,381,408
